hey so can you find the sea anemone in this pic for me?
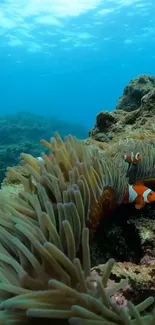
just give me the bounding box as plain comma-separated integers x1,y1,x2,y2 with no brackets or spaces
0,133,154,324
4,132,128,237
0,218,154,324
103,138,155,186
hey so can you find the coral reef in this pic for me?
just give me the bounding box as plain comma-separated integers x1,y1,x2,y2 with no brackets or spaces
0,132,155,324
0,112,88,184
116,74,155,112
89,74,155,143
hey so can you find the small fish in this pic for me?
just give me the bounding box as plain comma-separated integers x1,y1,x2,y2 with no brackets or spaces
36,156,44,163
36,155,52,164
123,183,155,209
124,152,142,165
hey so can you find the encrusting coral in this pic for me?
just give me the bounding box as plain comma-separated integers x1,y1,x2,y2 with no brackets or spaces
0,133,155,324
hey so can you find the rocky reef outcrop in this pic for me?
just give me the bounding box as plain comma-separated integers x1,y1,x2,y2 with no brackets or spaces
116,74,155,112
89,74,155,142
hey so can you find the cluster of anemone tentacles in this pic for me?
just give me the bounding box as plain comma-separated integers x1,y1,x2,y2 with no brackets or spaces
103,137,155,185
0,133,154,324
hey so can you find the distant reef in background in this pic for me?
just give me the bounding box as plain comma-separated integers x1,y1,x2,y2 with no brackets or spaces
0,112,88,184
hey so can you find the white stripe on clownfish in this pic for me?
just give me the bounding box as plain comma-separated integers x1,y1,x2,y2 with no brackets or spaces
128,184,138,203
36,157,44,162
130,152,134,163
36,155,53,165
135,152,141,161
143,188,152,203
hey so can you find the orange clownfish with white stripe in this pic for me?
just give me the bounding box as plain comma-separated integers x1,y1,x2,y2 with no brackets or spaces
124,152,142,165
123,183,155,209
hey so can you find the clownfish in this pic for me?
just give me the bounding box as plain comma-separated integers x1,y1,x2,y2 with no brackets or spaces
124,152,142,165
36,157,44,163
36,157,44,162
123,183,155,209
36,156,52,164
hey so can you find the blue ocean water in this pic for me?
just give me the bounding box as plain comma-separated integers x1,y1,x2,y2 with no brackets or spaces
0,0,154,130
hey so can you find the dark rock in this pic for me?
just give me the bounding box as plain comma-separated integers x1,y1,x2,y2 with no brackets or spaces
89,110,122,142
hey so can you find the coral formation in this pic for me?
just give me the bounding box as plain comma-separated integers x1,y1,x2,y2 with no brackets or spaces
116,74,155,112
0,132,155,324
89,74,155,143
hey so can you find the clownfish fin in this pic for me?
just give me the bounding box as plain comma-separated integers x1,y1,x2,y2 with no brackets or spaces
135,203,143,209
135,196,144,209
